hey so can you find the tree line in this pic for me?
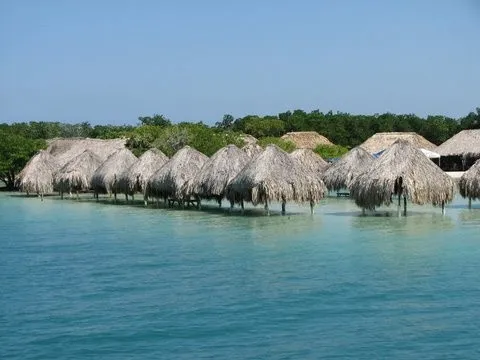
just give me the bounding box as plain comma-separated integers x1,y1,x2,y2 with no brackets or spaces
1,108,479,190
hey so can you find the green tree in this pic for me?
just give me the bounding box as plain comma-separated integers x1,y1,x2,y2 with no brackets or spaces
138,114,171,127
215,114,235,130
314,144,349,159
257,137,296,152
0,129,46,190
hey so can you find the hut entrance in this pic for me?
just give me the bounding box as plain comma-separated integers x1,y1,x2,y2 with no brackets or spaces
394,177,407,216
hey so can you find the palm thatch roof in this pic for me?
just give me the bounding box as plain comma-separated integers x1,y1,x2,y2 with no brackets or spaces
290,149,329,177
242,143,263,158
17,150,60,195
350,140,455,210
117,148,169,194
227,144,327,205
360,132,437,154
186,145,250,200
281,131,334,149
47,138,126,167
436,129,480,157
55,150,103,192
459,158,480,200
321,147,375,191
146,146,208,199
91,148,138,194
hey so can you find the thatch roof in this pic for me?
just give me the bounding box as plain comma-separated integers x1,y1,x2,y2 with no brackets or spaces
459,158,480,200
281,131,334,149
117,148,168,194
17,150,60,195
321,147,375,191
146,146,208,199
47,138,126,167
360,132,437,154
227,144,327,205
186,145,250,200
91,148,138,194
350,140,455,210
436,129,480,157
55,150,103,192
290,149,329,178
242,143,263,158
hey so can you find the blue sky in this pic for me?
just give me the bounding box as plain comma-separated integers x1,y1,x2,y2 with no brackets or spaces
1,0,479,125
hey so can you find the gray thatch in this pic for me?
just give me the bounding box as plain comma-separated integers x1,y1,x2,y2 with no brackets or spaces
459,158,480,201
146,146,208,200
117,148,168,195
350,140,455,210
55,150,103,193
227,144,327,206
436,129,480,157
17,150,60,196
186,145,250,200
281,131,334,149
91,148,138,196
321,147,375,191
360,132,437,154
242,143,263,158
47,138,126,167
290,149,329,178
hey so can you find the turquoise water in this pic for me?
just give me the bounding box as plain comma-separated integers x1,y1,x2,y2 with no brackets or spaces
1,193,480,359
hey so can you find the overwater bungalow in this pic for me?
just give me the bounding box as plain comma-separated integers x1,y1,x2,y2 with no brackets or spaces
91,148,138,200
146,146,208,206
46,138,126,167
281,131,334,149
436,130,480,171
459,158,480,208
55,149,103,199
186,145,250,207
359,132,437,154
117,148,168,202
350,140,455,215
321,147,374,193
17,150,60,200
290,148,329,177
227,144,327,215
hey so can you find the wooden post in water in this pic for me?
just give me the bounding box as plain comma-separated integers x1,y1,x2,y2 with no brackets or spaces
131,193,135,204
60,191,64,200
264,200,270,216
241,200,245,215
281,201,286,215
218,197,222,208
229,199,234,213
403,196,407,216
441,200,445,215
469,197,472,209
76,190,79,201
397,193,401,217
310,199,315,215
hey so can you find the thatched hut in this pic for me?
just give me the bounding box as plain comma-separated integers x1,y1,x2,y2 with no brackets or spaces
146,146,208,204
281,131,334,149
47,138,126,167
227,144,327,214
436,130,480,171
55,149,103,198
459,158,480,208
242,143,263,158
117,148,168,200
17,150,60,200
350,140,455,215
321,147,375,192
290,149,329,178
91,148,138,200
186,145,250,205
360,132,437,154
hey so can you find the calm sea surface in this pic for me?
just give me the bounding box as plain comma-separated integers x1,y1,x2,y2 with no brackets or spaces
1,193,480,359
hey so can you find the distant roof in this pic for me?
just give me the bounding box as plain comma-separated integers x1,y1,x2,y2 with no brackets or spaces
281,131,334,149
360,132,437,154
436,129,480,157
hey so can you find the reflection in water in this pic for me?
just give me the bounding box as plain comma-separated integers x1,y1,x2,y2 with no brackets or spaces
458,209,480,227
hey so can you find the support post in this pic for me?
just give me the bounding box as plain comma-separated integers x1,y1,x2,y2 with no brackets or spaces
131,193,135,203
229,199,234,213
60,191,64,200
310,199,315,215
469,197,472,209
397,193,401,217
403,196,407,216
442,201,445,215
218,198,222,208
76,190,79,200
241,200,245,215
264,200,270,216
281,201,286,215
197,196,202,210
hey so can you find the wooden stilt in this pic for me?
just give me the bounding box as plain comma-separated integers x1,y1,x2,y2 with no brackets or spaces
310,200,315,215
131,193,135,203
281,201,286,215
114,191,117,203
60,191,64,200
229,199,234,213
76,190,79,200
469,197,472,209
197,196,202,210
397,193,401,217
264,200,270,216
218,198,222,208
442,201,445,215
403,196,407,216
40,193,44,201
241,200,245,215
125,193,128,202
